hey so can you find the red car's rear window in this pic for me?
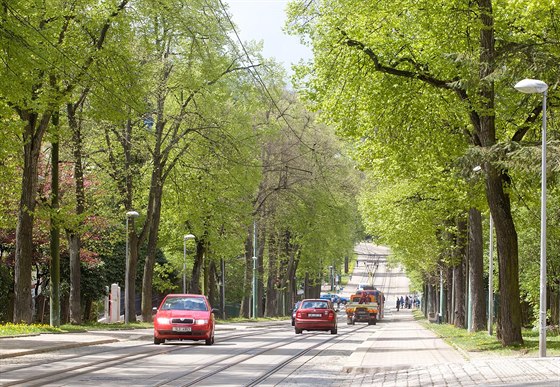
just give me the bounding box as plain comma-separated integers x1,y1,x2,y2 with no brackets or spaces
301,301,329,309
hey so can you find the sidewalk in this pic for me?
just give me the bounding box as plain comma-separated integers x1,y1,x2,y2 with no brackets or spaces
343,309,560,386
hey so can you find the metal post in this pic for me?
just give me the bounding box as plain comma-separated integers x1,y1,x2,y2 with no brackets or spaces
439,268,444,323
488,215,494,335
451,267,455,325
125,215,129,323
514,79,548,357
183,237,187,293
466,256,472,331
221,258,226,319
252,221,257,319
539,90,547,357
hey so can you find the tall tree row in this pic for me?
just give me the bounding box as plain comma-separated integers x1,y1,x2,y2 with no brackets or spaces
287,0,559,345
0,0,362,324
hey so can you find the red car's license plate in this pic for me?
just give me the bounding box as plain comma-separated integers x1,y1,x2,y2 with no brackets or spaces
308,313,322,317
172,326,192,332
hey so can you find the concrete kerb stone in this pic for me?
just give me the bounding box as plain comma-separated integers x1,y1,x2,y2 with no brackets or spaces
0,321,289,359
0,338,119,359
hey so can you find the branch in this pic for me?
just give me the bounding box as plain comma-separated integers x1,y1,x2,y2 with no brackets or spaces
511,102,542,142
339,29,459,91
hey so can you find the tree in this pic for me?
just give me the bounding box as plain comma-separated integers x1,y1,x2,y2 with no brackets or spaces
0,0,129,323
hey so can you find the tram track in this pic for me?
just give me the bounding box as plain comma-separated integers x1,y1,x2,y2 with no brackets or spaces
173,323,371,387
7,317,373,387
0,326,288,386
245,324,371,386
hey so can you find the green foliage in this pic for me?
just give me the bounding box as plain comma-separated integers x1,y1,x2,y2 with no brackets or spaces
152,262,180,294
286,0,560,316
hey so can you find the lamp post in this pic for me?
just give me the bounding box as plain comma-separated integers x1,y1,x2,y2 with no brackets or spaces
125,210,139,323
183,234,195,293
488,215,494,335
473,165,495,335
252,221,257,319
329,265,333,291
514,78,548,357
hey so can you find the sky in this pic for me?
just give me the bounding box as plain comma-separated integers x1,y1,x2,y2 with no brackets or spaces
225,0,312,74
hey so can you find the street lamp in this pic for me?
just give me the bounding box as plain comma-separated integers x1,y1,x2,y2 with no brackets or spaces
329,266,334,291
488,215,494,335
514,78,548,357
252,221,257,319
473,165,494,335
183,234,195,293
125,210,139,323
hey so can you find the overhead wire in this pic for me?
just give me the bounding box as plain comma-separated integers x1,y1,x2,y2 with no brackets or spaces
209,0,350,208
3,3,148,117
214,0,317,153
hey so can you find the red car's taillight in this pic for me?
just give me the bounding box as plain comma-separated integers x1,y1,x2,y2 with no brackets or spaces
327,311,334,320
296,311,302,318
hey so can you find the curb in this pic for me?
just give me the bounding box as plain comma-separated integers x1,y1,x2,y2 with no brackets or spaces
0,338,119,359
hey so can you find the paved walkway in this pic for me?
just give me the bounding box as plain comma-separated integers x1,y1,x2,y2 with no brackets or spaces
343,309,559,386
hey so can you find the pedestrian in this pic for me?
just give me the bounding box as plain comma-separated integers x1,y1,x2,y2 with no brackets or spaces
396,297,400,311
400,296,404,308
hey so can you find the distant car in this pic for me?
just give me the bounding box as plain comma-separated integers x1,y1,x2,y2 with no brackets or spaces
294,298,337,334
152,294,216,345
320,293,347,305
291,301,301,326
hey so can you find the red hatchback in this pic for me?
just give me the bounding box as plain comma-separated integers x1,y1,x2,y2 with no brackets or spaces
153,294,215,345
294,298,337,334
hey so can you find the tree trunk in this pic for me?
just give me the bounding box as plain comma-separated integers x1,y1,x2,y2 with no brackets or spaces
66,233,81,323
189,239,205,294
468,208,486,330
207,259,218,308
474,0,522,345
446,267,454,324
49,118,61,327
66,102,86,325
265,231,278,317
14,112,51,323
486,168,523,344
125,226,139,323
454,217,467,328
141,182,163,322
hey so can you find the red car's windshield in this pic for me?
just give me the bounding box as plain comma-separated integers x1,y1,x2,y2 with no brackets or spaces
161,297,208,311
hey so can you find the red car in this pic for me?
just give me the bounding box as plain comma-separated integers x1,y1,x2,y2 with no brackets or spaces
152,294,215,345
294,298,337,334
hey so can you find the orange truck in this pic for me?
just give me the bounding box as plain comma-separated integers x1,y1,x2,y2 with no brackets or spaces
345,289,384,325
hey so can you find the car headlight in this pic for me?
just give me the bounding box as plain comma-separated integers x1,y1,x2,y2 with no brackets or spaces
194,319,208,325
156,317,170,324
